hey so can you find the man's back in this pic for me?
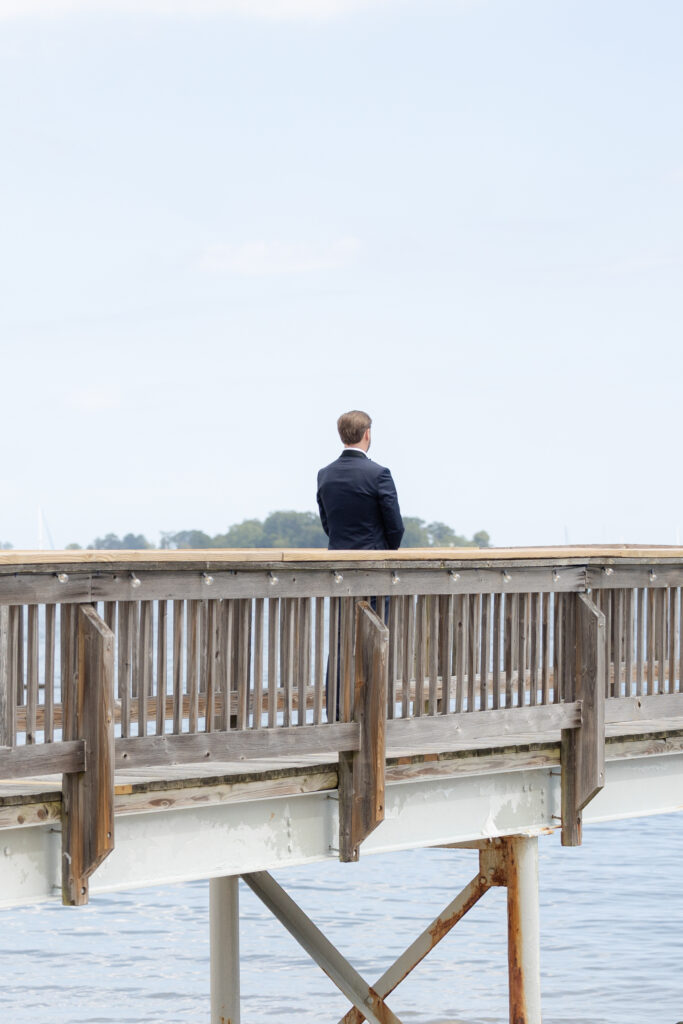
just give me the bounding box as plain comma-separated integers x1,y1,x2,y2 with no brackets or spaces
317,449,404,550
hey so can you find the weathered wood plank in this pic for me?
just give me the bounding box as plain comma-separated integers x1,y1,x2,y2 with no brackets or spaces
25,606,39,744
268,598,279,729
561,593,605,847
252,599,264,730
439,595,453,715
0,739,85,779
116,722,360,769
313,597,325,725
187,599,199,734
62,605,115,906
386,702,581,754
0,605,12,747
339,602,389,862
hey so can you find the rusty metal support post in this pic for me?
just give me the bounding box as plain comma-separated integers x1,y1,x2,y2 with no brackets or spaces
504,835,542,1024
210,874,240,1024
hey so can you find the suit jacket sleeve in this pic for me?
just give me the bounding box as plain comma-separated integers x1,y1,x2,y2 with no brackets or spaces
316,484,329,538
377,467,404,549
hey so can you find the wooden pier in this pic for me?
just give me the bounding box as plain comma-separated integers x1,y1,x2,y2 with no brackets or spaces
1,546,683,1023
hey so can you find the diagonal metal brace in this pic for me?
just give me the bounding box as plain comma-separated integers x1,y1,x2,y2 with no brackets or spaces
242,870,403,1024
338,868,492,1024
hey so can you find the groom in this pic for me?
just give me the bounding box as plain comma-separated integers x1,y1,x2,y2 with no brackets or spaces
316,410,404,551
317,410,404,720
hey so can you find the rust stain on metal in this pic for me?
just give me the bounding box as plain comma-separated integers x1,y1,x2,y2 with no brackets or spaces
428,880,487,948
506,845,528,1024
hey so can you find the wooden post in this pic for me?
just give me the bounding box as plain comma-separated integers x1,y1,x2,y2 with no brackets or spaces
62,604,115,906
0,604,13,748
561,592,606,846
338,601,389,862
210,875,240,1024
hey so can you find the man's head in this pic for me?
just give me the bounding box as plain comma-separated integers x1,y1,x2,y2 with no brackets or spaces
337,410,372,451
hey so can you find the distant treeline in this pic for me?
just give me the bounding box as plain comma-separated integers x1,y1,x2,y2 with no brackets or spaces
62,512,490,550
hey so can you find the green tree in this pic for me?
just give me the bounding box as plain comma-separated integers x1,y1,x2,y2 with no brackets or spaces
262,511,327,548
0,541,12,550
401,517,430,546
90,532,153,550
426,521,460,546
473,530,490,548
215,519,266,547
163,530,213,549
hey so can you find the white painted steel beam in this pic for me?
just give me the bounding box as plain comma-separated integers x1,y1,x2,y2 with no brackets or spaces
0,752,682,908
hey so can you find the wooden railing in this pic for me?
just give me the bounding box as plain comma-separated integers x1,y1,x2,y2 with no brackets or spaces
2,547,683,900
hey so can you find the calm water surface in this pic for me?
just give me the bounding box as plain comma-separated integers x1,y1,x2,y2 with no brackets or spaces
0,815,681,1023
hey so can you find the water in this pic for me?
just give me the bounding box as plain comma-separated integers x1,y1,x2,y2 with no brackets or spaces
0,815,681,1023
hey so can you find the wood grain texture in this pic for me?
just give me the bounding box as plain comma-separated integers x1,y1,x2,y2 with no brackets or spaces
62,605,115,906
0,605,11,747
116,722,359,769
561,593,606,847
338,601,388,862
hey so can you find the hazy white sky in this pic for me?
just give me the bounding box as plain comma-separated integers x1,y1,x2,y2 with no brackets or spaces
1,0,682,549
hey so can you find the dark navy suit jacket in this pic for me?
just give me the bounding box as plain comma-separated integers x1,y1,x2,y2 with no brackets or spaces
316,450,404,550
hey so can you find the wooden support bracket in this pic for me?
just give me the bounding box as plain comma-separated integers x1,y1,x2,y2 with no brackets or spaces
561,592,606,846
62,604,115,906
338,601,389,862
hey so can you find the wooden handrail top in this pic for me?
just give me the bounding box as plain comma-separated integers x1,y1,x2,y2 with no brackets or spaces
2,544,683,573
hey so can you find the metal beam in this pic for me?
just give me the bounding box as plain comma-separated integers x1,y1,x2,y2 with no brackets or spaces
210,875,240,1024
337,872,490,1024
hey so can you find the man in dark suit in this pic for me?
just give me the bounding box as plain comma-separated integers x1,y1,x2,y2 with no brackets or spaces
317,410,403,721
316,410,404,551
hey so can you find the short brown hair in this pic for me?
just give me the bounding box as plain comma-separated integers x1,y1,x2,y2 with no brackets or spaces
337,410,372,445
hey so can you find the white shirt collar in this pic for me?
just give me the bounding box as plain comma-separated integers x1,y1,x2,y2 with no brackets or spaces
343,447,368,457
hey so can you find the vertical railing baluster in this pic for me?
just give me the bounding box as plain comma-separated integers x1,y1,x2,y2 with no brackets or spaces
328,597,340,724
402,595,415,719
303,597,313,725
252,598,264,728
492,593,501,710
267,598,279,728
646,589,655,696
313,597,324,725
479,593,490,712
668,587,677,694
156,601,167,735
439,594,453,714
635,588,644,696
428,596,439,716
517,594,527,708
541,592,550,706
528,593,538,707
26,605,39,744
414,594,426,716
187,599,199,734
205,599,217,733
44,604,55,742
172,600,184,734
624,590,633,697
454,594,465,714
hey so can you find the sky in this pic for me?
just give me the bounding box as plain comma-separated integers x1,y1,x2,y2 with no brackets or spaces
1,0,682,550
